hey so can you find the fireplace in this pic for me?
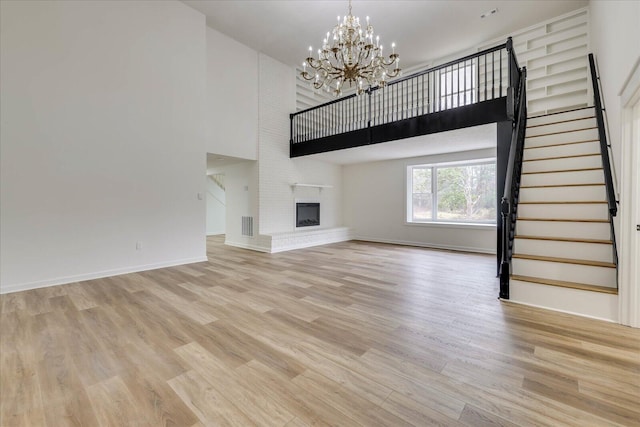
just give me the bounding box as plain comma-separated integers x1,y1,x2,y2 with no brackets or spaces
296,202,320,228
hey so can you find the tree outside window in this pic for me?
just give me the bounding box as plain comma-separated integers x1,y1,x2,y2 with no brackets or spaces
408,161,496,223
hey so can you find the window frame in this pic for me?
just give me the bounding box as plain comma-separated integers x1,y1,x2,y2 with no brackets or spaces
405,158,497,227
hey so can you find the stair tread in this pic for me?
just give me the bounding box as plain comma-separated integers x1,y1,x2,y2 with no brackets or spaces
517,218,609,223
523,153,600,162
518,201,606,204
522,167,602,174
512,253,616,268
520,183,604,188
525,127,597,138
524,139,599,149
515,235,612,244
526,116,596,129
511,275,617,294
527,106,594,119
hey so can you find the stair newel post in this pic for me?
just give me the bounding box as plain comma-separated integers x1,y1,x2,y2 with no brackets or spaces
289,113,295,157
506,37,514,120
500,197,511,299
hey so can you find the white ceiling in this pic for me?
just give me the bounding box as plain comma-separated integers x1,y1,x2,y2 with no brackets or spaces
188,0,587,166
183,0,588,70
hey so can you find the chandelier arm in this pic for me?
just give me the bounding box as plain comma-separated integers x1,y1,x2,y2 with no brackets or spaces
301,0,399,96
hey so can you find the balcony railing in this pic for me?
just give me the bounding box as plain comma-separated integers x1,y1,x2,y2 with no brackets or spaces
291,38,519,147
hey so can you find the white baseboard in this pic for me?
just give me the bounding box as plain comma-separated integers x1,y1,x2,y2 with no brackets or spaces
353,236,496,255
0,256,209,295
224,240,271,253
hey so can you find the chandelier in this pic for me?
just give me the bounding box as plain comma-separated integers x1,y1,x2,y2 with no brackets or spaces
301,0,400,96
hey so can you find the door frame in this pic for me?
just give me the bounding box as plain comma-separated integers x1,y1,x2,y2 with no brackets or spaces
619,58,640,327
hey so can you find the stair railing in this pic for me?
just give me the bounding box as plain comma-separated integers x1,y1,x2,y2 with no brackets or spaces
499,65,527,300
588,53,619,269
291,39,514,146
588,54,618,217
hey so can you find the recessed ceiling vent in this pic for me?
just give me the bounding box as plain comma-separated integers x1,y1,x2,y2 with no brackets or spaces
480,8,498,19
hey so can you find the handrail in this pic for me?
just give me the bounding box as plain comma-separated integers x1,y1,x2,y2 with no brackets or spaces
291,42,508,117
290,39,514,145
588,53,618,217
588,53,618,271
499,66,527,300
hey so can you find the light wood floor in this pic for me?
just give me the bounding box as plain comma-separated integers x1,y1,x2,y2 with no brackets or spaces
1,236,639,426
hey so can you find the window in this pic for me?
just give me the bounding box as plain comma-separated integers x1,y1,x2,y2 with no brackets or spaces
407,160,496,224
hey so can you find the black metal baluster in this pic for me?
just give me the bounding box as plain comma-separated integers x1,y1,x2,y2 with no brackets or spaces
445,67,449,109
484,54,487,101
414,77,417,117
404,81,407,119
427,71,431,113
499,49,503,97
492,51,495,99
421,74,424,115
351,97,354,131
464,60,467,105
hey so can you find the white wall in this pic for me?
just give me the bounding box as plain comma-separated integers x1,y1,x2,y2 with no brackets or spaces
343,148,497,254
589,1,640,193
206,27,258,160
0,0,207,293
206,177,226,235
257,54,343,237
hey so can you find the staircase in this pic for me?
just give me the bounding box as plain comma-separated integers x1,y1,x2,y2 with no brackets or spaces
509,107,618,319
209,173,225,191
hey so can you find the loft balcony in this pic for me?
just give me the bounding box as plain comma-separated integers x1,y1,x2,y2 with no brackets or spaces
290,39,520,158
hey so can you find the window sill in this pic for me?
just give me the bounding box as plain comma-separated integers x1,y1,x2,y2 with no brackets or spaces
404,221,496,230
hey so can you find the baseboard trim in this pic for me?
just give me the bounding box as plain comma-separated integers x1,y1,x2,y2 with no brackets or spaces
353,236,496,255
224,240,271,253
0,256,209,295
505,298,617,323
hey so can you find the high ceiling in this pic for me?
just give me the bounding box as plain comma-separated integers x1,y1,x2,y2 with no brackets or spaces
183,0,589,70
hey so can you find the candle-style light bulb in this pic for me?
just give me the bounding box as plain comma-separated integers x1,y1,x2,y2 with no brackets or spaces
392,43,396,54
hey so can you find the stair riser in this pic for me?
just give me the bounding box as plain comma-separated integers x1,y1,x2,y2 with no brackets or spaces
514,239,614,263
516,221,611,240
522,155,601,173
527,108,595,127
511,258,616,288
524,128,599,148
519,185,606,202
520,169,605,186
523,141,601,161
509,280,618,322
517,203,609,220
526,117,596,137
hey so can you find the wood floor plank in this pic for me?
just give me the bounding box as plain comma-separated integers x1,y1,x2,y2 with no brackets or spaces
168,370,257,427
174,341,296,426
1,236,638,426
